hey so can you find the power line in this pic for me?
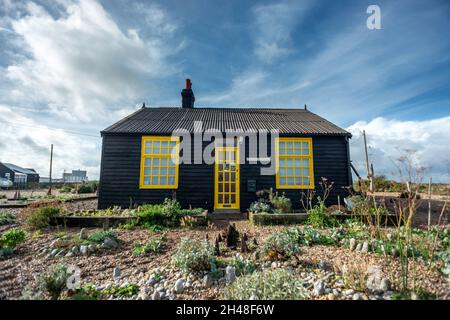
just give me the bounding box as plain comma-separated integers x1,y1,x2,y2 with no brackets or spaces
0,119,101,138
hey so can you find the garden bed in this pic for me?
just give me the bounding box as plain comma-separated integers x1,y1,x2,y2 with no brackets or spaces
50,214,209,228
330,213,401,226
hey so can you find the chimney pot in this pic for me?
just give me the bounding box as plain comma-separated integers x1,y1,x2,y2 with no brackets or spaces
181,79,195,108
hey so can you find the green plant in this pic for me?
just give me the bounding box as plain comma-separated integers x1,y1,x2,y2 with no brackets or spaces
269,191,292,213
262,229,301,260
59,185,73,193
37,263,70,300
0,228,26,249
26,207,60,229
306,200,337,228
103,283,139,298
248,201,272,214
133,235,166,256
0,212,16,225
229,255,256,276
87,229,118,243
222,269,307,300
172,238,216,272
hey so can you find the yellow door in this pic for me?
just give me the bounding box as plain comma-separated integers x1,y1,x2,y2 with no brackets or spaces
214,147,240,209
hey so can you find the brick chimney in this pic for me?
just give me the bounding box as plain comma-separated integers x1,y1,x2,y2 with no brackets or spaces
181,79,195,108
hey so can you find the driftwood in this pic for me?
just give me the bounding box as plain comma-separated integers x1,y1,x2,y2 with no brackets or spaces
214,235,221,256
225,223,239,249
240,232,249,253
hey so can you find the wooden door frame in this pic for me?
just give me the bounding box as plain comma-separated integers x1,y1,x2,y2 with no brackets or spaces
214,146,240,210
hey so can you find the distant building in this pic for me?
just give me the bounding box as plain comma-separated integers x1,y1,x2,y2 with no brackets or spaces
0,162,40,188
63,170,88,183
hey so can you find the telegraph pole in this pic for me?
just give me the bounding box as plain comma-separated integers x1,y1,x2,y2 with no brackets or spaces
47,144,53,196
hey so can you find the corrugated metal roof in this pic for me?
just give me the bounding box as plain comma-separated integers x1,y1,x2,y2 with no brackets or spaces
101,107,350,136
2,163,38,175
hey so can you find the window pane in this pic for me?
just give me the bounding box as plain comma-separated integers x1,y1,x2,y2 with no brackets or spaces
294,142,301,149
170,141,176,147
218,194,223,204
294,149,301,155
160,176,167,185
161,141,168,147
168,176,175,185
301,168,309,176
170,157,177,165
301,159,309,167
288,177,294,185
160,168,167,175
279,142,286,148
286,149,293,155
286,142,293,149
304,177,310,185
153,158,160,166
145,148,152,154
152,167,159,175
287,168,293,176
280,159,285,166
231,184,235,192
161,148,169,154
295,159,301,167
154,141,160,147
144,177,150,185
279,148,286,155
145,141,152,147
301,148,309,155
152,177,158,184
295,168,301,176
219,184,223,192
280,178,286,185
302,142,309,149
287,159,293,166
144,167,151,175
295,178,301,185
154,148,160,154
168,167,175,175
161,158,168,166
145,158,152,166
231,194,235,203
279,168,286,175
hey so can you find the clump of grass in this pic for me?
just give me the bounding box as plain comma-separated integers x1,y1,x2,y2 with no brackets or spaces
0,212,16,226
26,207,60,229
133,234,167,256
87,229,118,243
222,269,307,300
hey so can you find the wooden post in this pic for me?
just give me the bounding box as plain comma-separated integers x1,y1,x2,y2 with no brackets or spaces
363,130,370,178
428,177,432,230
47,144,53,196
370,163,375,193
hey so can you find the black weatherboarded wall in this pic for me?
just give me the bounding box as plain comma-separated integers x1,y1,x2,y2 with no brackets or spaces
97,133,351,211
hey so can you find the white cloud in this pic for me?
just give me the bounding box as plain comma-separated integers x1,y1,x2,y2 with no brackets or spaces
251,1,310,63
4,0,180,121
0,105,100,179
347,117,450,183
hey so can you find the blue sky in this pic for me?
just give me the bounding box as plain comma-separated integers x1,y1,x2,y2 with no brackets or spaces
0,0,449,182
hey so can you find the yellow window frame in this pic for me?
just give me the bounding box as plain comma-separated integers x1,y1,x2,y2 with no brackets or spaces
275,137,315,189
139,136,180,189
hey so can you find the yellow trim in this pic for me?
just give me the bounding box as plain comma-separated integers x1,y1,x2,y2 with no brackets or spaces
275,137,315,189
214,146,240,209
139,136,180,189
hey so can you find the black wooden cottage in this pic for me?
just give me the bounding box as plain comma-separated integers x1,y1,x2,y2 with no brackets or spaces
0,162,40,188
98,80,352,212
